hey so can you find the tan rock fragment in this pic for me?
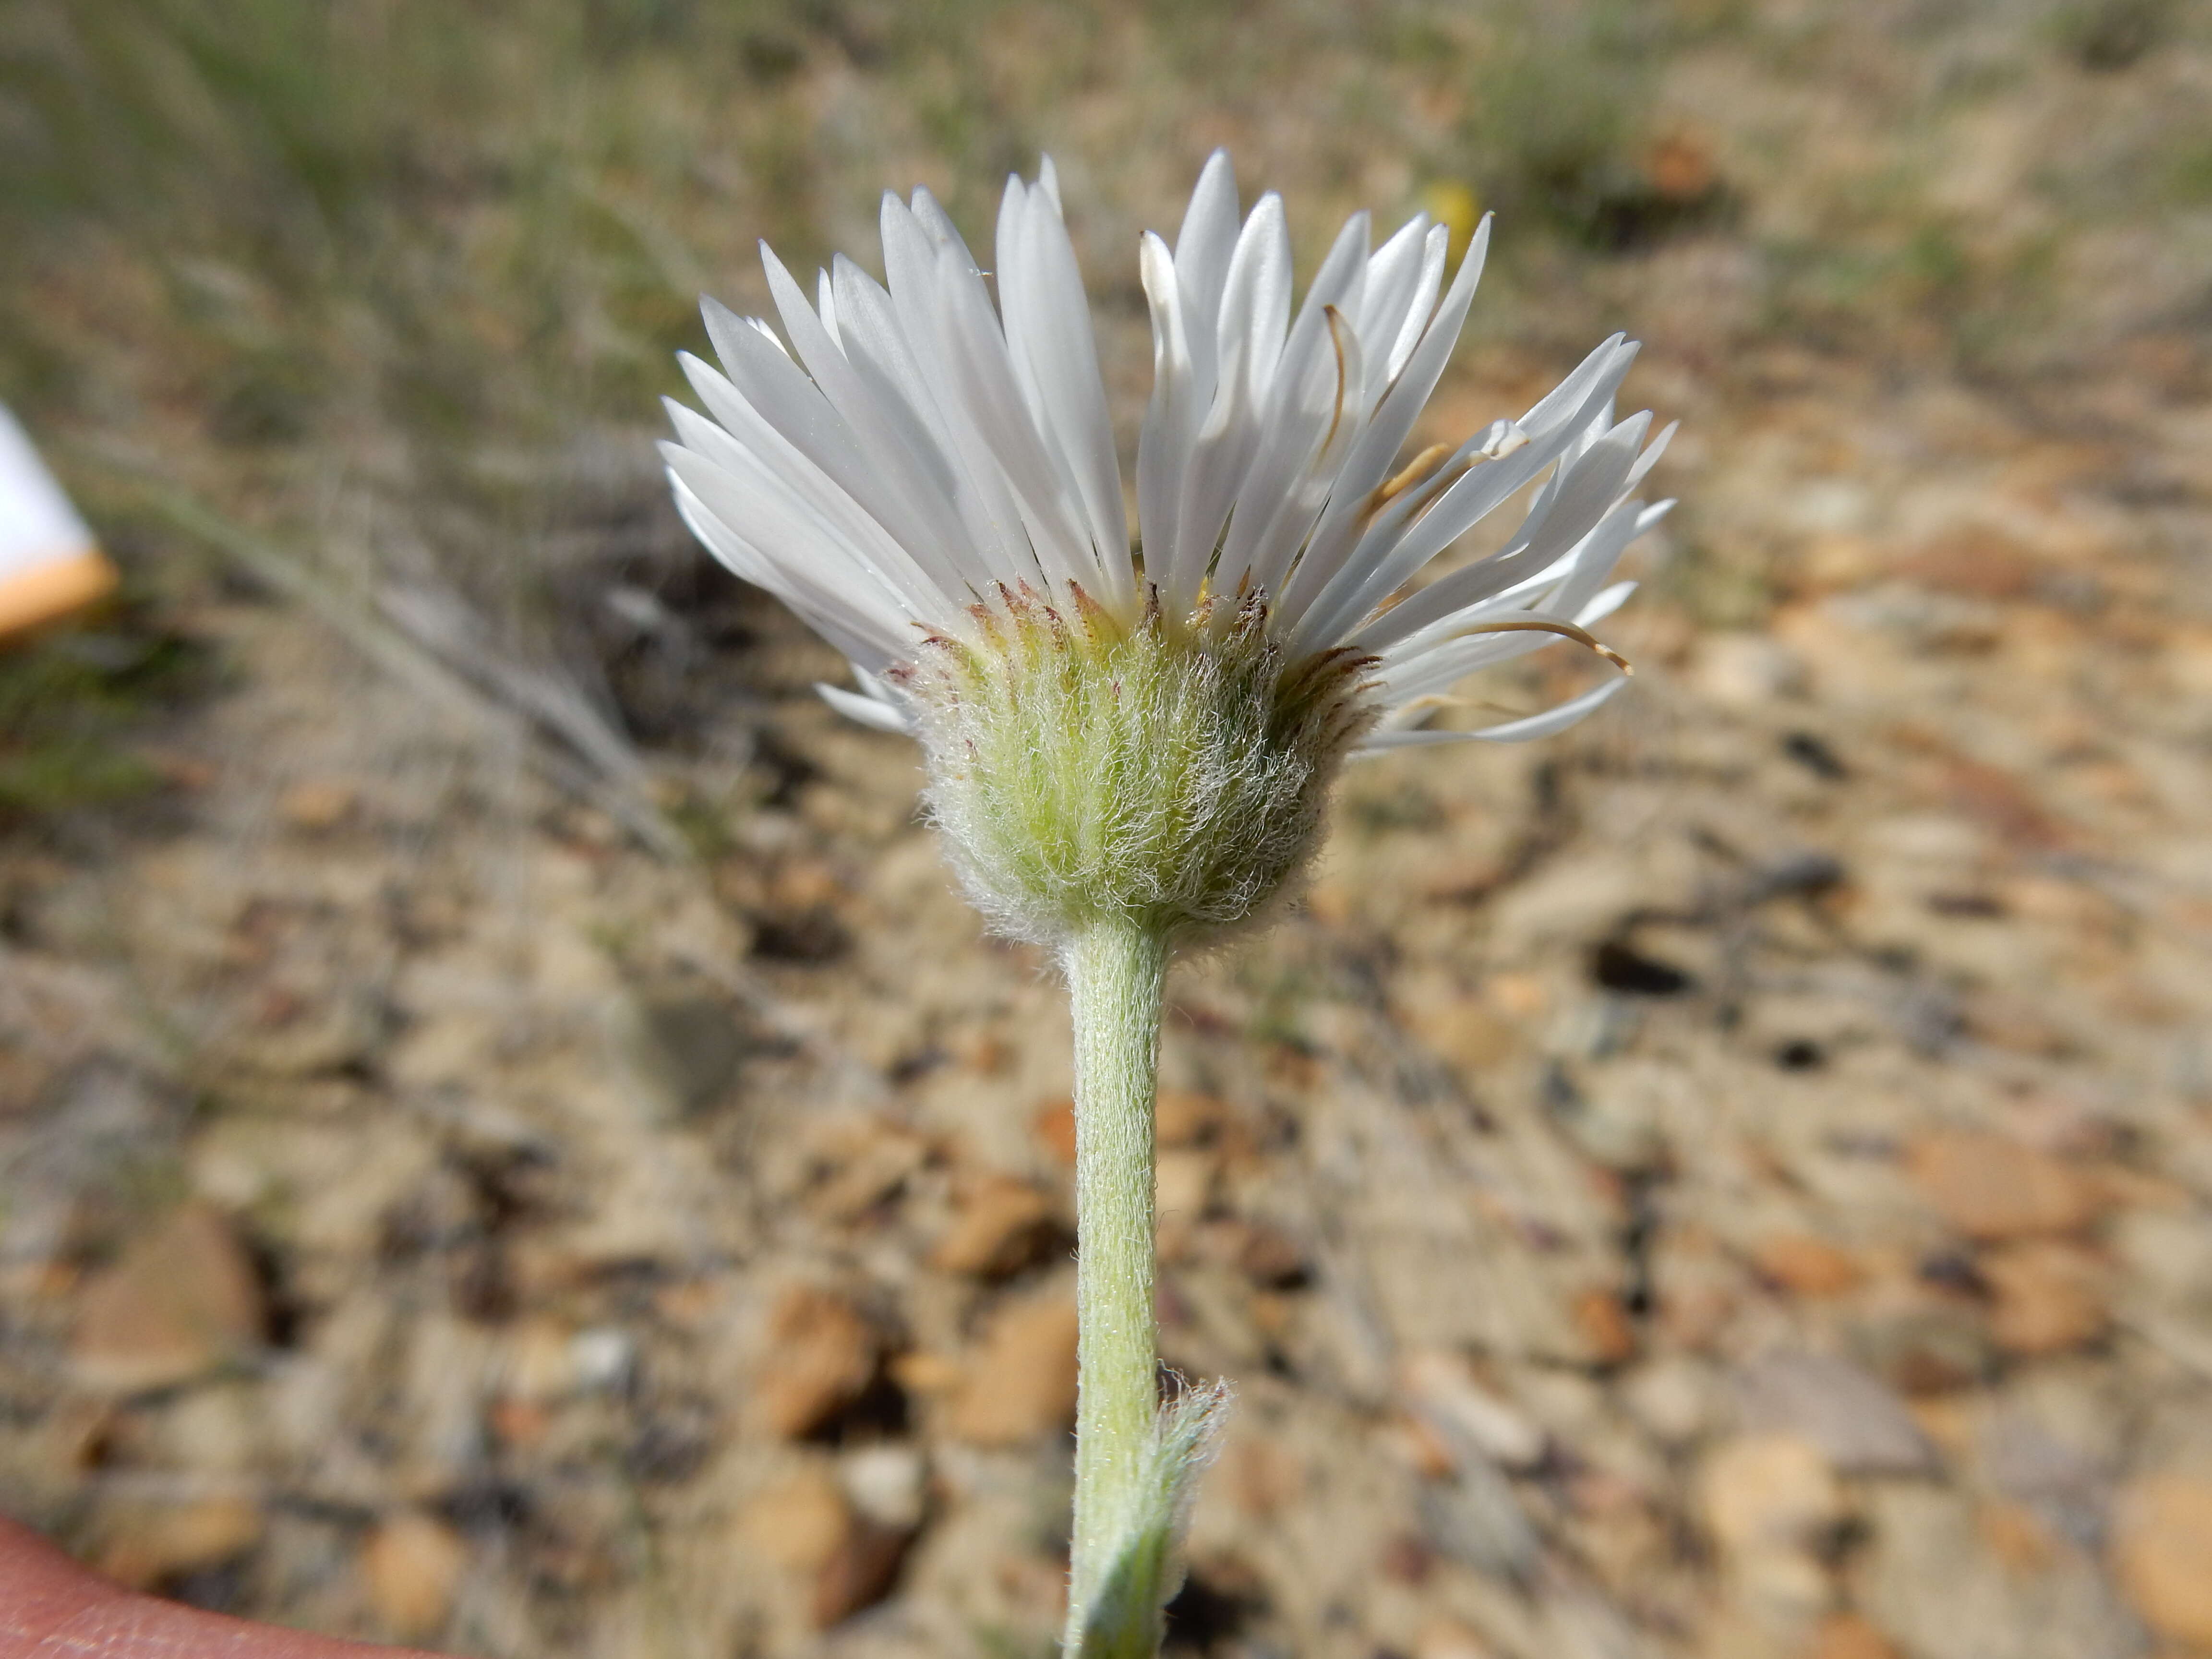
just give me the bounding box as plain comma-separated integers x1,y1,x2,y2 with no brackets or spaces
889,1351,964,1396
1703,1433,1845,1620
930,1177,1056,1277
805,1119,930,1221
1414,1617,1498,1659
1752,1234,1863,1298
1695,632,1807,706
1219,1434,1304,1518
943,1288,1078,1445
2165,624,2212,697
1622,1357,1715,1446
752,1287,878,1439
1223,1218,1308,1289
72,1205,266,1394
735,1460,912,1628
1905,1132,2101,1241
96,1496,264,1588
277,780,356,830
2110,1474,2212,1647
1736,1351,1935,1477
1390,1412,1459,1481
953,1028,1013,1075
812,1520,914,1627
1646,131,1718,200
361,1512,468,1642
1703,1434,1842,1560
737,1465,852,1575
1853,1302,1995,1395
1155,1148,1218,1220
1896,527,2043,601
1032,1097,1077,1165
1395,973,1523,1078
487,1397,549,1449
1402,1351,1547,1471
1977,1501,2057,1574
497,1316,578,1403
1811,1612,1900,1659
1155,1088,1230,1148
1303,874,1355,926
1981,1240,2107,1355
1572,1286,1639,1366
840,1443,927,1530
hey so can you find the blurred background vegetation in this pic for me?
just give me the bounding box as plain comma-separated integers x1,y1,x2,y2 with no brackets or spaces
5,0,2209,829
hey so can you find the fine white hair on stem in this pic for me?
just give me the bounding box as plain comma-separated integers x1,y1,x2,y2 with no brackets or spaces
1066,1379,1234,1658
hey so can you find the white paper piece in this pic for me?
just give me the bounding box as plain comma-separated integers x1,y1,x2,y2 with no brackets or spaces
0,403,95,579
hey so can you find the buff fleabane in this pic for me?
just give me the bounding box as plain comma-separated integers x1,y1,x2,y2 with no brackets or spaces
661,151,1671,1659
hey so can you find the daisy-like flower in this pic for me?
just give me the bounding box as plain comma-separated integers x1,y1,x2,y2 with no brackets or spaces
662,152,1670,1659
664,151,1670,947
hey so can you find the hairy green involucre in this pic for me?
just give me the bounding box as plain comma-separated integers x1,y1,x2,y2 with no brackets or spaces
900,583,1378,948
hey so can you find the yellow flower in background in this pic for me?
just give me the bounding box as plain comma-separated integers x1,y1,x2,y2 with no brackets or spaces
1421,179,1483,264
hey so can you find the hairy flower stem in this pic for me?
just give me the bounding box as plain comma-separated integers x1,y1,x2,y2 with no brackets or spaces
1064,916,1168,1656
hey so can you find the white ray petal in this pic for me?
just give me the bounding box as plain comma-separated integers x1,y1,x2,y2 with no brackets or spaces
1295,335,1634,650
817,677,915,733
1158,192,1293,616
1359,676,1628,750
1276,215,1491,640
662,399,952,623
907,184,984,272
755,248,992,589
1538,497,1666,623
1283,420,1548,656
1384,223,1452,386
1575,580,1638,628
666,150,1668,750
1351,413,1650,653
997,171,1131,607
1216,211,1371,595
1230,193,1294,404
924,233,1099,591
667,472,908,670
1523,334,1636,433
1175,150,1241,333
1355,214,1433,399
1626,420,1677,491
1236,308,1369,602
878,196,1047,585
679,338,969,596
823,252,1023,587
1138,230,1202,604
1373,501,1650,703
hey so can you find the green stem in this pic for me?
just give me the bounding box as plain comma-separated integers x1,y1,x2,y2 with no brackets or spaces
1062,916,1168,1655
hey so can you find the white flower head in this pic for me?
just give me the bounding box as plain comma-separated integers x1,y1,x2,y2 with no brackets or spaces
663,152,1671,944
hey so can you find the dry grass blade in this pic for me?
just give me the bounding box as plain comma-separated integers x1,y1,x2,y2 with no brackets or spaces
139,486,689,859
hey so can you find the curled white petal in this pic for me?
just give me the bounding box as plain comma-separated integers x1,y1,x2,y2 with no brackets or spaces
1357,676,1631,753
662,150,1666,754
817,675,916,734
